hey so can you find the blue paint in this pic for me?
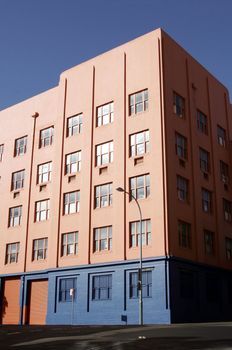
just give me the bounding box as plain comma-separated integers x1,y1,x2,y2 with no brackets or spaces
45,259,170,325
19,275,25,325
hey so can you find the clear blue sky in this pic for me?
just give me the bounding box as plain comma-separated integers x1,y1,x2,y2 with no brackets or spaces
0,0,232,110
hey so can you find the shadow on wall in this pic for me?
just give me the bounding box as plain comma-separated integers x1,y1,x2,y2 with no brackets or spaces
2,296,8,317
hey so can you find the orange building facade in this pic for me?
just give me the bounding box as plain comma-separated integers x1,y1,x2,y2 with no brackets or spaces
0,29,232,325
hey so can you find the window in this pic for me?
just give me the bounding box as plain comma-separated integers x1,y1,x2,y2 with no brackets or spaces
32,238,48,260
94,183,112,208
130,219,151,247
220,160,229,184
217,125,226,147
96,141,113,166
9,206,22,227
129,271,152,298
129,89,148,116
173,92,185,117
11,170,25,191
59,278,76,302
5,242,20,264
175,133,187,160
67,114,83,137
129,130,149,157
64,191,80,214
197,110,208,134
129,174,150,200
0,144,4,161
202,188,212,213
39,126,54,148
178,220,191,248
204,230,215,255
35,199,50,221
94,226,112,252
65,151,81,174
177,175,189,202
92,275,112,300
14,136,27,156
37,162,52,184
223,199,232,222
199,148,210,173
61,232,78,256
225,237,232,260
97,102,114,126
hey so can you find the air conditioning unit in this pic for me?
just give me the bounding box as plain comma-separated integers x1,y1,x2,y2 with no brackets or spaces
222,175,229,184
225,212,231,221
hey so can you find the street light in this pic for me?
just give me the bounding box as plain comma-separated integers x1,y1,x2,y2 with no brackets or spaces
116,187,143,326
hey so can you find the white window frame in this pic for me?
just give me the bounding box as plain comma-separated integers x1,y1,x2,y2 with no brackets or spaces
14,136,27,156
130,219,151,247
94,226,112,252
37,162,52,184
129,130,149,157
129,89,148,116
35,199,50,222
65,151,81,174
96,141,113,166
61,232,78,256
97,102,114,127
9,206,22,227
67,114,83,136
32,238,48,260
64,191,80,214
40,126,54,148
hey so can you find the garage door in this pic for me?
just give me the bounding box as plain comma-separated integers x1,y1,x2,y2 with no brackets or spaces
28,280,48,325
1,278,20,324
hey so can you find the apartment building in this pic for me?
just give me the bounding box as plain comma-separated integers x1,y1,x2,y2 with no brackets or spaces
0,28,232,325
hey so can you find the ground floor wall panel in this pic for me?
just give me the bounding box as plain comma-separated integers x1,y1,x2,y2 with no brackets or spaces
27,279,48,325
1,278,20,325
169,258,232,323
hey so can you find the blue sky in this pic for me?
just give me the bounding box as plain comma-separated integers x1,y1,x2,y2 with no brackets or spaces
0,0,232,110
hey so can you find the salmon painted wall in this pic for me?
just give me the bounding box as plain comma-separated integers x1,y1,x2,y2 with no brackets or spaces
0,29,168,274
161,30,232,269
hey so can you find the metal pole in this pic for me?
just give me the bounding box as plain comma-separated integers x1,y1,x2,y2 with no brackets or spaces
116,187,143,325
135,197,143,326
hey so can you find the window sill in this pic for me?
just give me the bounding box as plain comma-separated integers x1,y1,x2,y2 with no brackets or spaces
13,153,27,158
63,212,80,216
94,205,113,211
31,259,47,263
7,225,21,230
96,122,114,128
129,109,149,117
12,188,24,195
37,181,51,186
34,219,50,224
5,262,19,266
129,196,151,203
60,254,78,260
129,245,151,250
92,250,112,255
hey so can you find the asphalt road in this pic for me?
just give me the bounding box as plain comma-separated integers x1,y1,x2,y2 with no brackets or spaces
0,322,232,350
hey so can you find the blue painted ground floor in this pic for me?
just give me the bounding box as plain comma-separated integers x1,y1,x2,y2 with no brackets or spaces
0,257,232,325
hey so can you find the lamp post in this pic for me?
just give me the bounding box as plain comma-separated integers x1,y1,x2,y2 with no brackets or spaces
116,187,143,326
